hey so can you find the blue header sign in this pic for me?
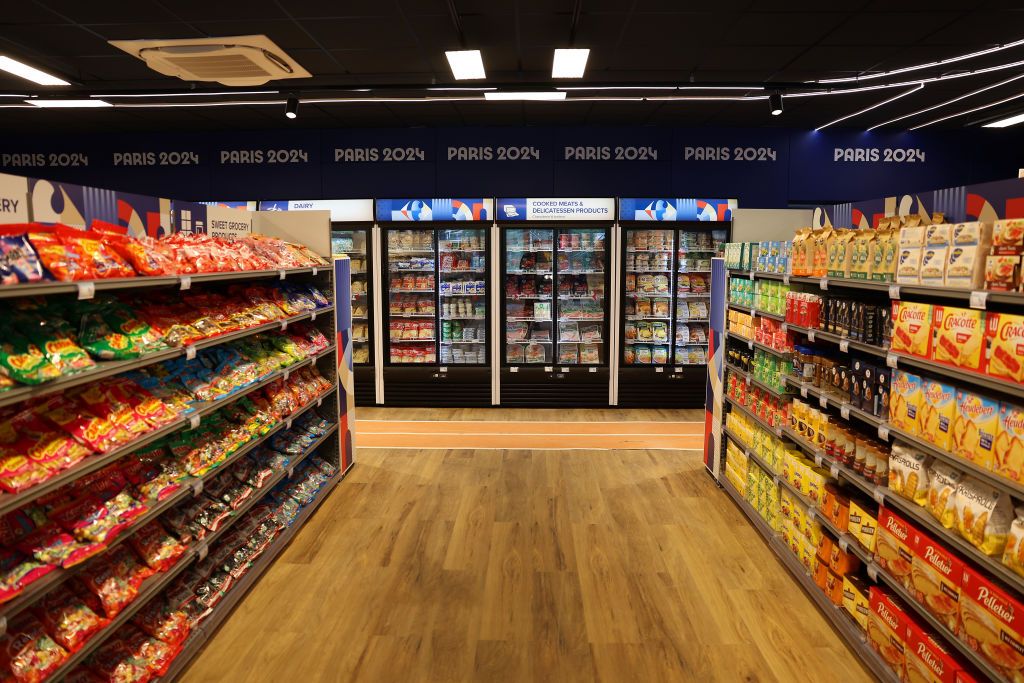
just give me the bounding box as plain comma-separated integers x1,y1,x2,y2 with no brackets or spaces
618,198,737,222
375,198,493,222
257,199,373,222
496,197,615,221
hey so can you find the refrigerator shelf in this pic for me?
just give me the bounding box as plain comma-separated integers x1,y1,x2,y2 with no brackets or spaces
508,339,552,344
390,313,434,318
389,249,435,254
389,268,435,273
560,248,606,253
559,270,605,275
558,294,603,300
352,291,367,297
507,269,552,275
441,268,486,274
441,340,485,345
442,316,485,320
627,269,671,273
440,292,486,298
558,339,603,344
439,248,487,253
391,338,436,343
352,315,368,320
678,269,712,273
626,315,670,321
507,247,552,253
390,289,435,293
677,318,710,324
623,339,668,345
336,249,367,255
352,337,369,343
626,249,672,253
508,316,552,322
558,317,605,322
626,292,671,298
507,295,552,300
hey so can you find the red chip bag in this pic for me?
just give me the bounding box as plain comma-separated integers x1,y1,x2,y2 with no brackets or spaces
121,626,177,677
76,556,138,619
88,637,151,683
131,599,190,645
28,229,92,282
0,613,69,682
41,396,125,454
57,226,134,280
128,523,186,572
34,585,107,652
89,222,162,276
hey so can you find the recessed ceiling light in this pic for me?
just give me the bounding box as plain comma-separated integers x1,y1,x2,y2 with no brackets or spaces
445,50,485,80
0,56,69,86
484,91,567,101
983,111,1024,128
552,49,590,78
26,99,112,108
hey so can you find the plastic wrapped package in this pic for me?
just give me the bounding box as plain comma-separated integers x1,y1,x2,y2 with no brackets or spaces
0,233,45,285
131,597,190,645
34,585,107,652
0,549,57,604
0,613,69,682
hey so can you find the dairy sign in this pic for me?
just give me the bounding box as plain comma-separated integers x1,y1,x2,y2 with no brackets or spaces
257,199,373,222
496,197,614,221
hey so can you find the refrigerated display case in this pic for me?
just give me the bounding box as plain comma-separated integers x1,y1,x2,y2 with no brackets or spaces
258,199,378,405
616,197,735,407
497,198,614,407
377,198,494,406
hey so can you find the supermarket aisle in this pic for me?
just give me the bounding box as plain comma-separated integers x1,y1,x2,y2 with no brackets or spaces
181,416,872,682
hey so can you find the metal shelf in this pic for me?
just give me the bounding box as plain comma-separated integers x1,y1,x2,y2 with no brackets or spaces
720,478,901,683
873,564,1010,683
789,275,890,293
784,322,888,359
780,426,879,500
783,376,886,431
889,352,1024,402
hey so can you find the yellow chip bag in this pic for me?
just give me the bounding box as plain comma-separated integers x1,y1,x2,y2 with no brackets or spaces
954,477,1013,556
926,462,964,529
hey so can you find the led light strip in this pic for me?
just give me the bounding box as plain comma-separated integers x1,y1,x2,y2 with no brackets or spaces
815,83,924,130
811,38,1024,84
867,72,1024,130
909,89,1024,129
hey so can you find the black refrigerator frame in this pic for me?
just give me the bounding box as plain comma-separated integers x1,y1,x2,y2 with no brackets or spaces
380,222,493,407
498,220,612,407
330,221,376,406
615,220,730,408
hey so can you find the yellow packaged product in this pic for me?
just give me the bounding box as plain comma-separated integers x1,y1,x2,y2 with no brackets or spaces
812,228,833,277
919,379,958,451
925,223,951,247
827,230,855,278
899,225,926,247
849,499,878,553
849,230,876,280
891,302,933,358
925,463,964,529
843,575,871,631
1001,514,1024,579
920,246,948,286
953,390,999,471
995,402,1024,484
945,245,987,289
888,442,930,506
890,370,923,435
932,306,985,373
896,246,922,284
792,228,814,276
986,312,1024,384
806,467,828,505
953,476,1013,556
951,221,992,246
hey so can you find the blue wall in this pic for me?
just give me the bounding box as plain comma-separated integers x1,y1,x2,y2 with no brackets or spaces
1,126,1019,208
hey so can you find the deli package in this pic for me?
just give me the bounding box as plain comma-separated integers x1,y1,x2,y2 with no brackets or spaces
910,529,964,634
959,562,1024,678
986,312,1024,384
891,301,933,359
932,307,985,373
868,586,912,680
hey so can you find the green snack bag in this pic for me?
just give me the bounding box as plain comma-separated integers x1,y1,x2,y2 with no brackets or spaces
0,330,61,384
21,318,96,376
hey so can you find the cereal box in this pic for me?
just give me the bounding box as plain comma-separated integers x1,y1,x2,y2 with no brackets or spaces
906,618,962,683
959,563,1024,677
869,586,912,680
953,390,999,470
986,312,1024,384
910,529,964,633
892,302,933,358
876,508,917,590
993,218,1024,255
996,402,1024,485
919,380,958,451
890,370,924,435
932,306,985,373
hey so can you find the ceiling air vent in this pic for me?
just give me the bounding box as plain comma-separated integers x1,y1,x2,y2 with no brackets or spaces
108,34,310,86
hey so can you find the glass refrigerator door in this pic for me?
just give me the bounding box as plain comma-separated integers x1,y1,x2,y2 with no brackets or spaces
385,228,437,365
438,228,487,365
622,229,674,366
504,228,554,365
555,227,608,365
674,229,718,366
331,227,371,366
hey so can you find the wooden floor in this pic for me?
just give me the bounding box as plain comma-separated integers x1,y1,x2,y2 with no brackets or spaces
182,411,873,682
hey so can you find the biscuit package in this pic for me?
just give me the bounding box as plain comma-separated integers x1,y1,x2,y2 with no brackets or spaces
920,380,957,452
910,529,964,633
932,307,985,373
992,218,1024,255
889,443,930,505
953,390,999,471
985,313,1024,384
906,619,963,683
926,463,964,529
1002,514,1024,579
876,508,916,590
959,563,1024,677
996,403,1024,484
890,371,924,435
891,302,933,358
953,476,1013,556
868,587,912,680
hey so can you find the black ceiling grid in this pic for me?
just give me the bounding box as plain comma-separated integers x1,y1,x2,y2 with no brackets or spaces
0,1,1019,131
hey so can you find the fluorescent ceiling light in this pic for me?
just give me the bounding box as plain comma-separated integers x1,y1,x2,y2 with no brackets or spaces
484,91,566,101
552,49,590,78
983,110,1024,128
911,90,1024,129
26,98,111,108
445,50,485,80
92,90,278,98
0,56,69,86
868,72,1024,130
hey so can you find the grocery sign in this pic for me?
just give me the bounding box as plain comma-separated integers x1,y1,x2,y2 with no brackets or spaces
496,197,614,221
375,198,493,222
257,199,374,222
618,198,737,222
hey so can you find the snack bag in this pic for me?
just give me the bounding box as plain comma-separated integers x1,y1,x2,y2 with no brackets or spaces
925,463,963,529
0,614,69,682
129,523,186,572
88,637,151,683
888,442,930,505
132,599,190,645
16,525,105,569
1002,513,1024,579
996,402,1024,485
28,230,93,281
0,331,61,385
0,549,56,602
954,476,1013,556
918,380,957,452
889,371,923,435
89,222,164,276
122,625,178,677
0,234,45,285
34,585,107,652
58,227,134,279
22,320,95,376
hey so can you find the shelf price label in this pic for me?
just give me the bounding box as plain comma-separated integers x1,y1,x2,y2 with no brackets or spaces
800,385,809,398
830,464,840,479
780,322,788,334
873,487,886,505
888,284,900,300
76,282,95,300
189,414,200,430
819,394,829,409
180,276,191,291
877,425,890,441
807,329,816,342
838,536,850,552
839,339,849,353
747,339,754,351
814,453,824,467
279,269,287,280
840,403,851,420
867,563,879,582
185,345,197,361
970,290,988,310
819,277,828,290
191,479,203,496
886,353,899,369
783,274,790,285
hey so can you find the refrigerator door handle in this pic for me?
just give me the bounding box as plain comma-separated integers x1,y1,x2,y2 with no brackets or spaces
372,224,385,404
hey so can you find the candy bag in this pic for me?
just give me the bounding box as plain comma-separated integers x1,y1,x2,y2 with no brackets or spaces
129,522,186,572
16,525,106,568
41,396,127,453
50,496,129,545
88,637,151,683
122,626,178,677
34,585,107,652
0,330,61,385
0,234,45,285
28,230,92,281
58,227,134,279
0,549,55,602
0,613,69,682
131,598,190,645
22,319,95,376
77,558,137,619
